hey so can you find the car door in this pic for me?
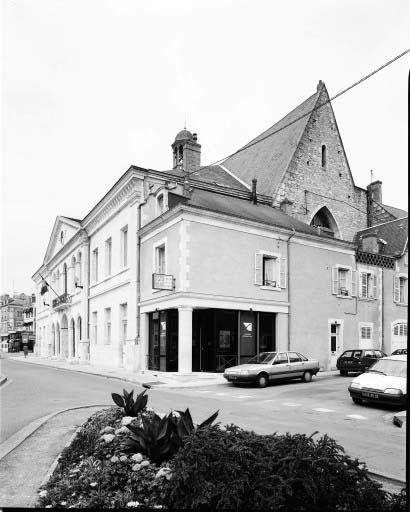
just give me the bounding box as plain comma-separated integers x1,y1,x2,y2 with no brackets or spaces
269,352,290,380
362,350,377,369
288,352,304,377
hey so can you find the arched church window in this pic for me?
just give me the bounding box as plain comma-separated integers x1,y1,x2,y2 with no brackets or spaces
310,206,340,239
321,145,327,168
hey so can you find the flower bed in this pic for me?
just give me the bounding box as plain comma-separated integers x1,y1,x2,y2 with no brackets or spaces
37,389,407,510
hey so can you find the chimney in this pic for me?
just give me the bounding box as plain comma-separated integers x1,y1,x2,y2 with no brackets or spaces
367,180,382,204
251,178,257,204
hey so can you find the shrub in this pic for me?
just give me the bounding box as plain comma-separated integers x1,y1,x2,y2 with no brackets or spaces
164,425,403,511
111,387,149,417
169,408,219,449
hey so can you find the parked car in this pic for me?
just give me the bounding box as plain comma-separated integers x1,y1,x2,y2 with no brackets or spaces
336,349,386,375
223,351,320,388
391,348,407,355
348,355,407,407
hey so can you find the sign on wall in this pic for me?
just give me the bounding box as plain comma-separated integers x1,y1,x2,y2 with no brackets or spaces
152,273,174,291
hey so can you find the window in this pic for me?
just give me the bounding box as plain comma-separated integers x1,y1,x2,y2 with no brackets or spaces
120,303,127,344
104,308,111,345
359,323,373,348
288,352,301,363
92,312,98,344
274,353,288,365
359,271,377,299
321,144,327,168
157,194,165,215
121,226,128,267
255,252,286,289
394,275,408,304
105,238,112,276
92,249,99,283
393,323,407,337
332,266,356,297
156,244,166,274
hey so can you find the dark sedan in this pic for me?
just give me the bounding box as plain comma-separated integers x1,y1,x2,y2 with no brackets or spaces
336,349,386,376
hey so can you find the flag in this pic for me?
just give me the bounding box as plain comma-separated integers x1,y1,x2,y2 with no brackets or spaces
40,279,49,295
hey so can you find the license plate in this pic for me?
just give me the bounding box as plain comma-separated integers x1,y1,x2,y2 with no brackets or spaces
229,376,238,380
363,392,378,398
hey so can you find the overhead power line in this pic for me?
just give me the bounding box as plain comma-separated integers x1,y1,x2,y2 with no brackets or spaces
178,49,409,178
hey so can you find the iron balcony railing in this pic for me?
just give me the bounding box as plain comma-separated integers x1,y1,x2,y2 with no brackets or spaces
52,292,72,310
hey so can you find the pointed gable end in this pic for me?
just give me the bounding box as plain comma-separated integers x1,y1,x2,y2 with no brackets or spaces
43,216,82,264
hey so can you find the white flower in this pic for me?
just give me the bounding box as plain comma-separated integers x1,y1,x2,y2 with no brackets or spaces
101,433,115,443
45,505,52,509
153,506,164,509
126,501,140,507
115,426,129,435
60,501,67,506
103,426,115,434
90,482,98,488
38,490,48,497
110,455,119,463
120,455,128,462
131,453,143,462
121,416,134,426
140,460,149,467
155,467,172,480
132,463,141,471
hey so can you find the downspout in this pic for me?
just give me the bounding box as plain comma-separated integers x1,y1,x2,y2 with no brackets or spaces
380,268,384,351
286,228,296,350
87,241,91,359
136,180,147,364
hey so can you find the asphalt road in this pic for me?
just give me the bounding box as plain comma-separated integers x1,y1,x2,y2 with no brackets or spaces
0,357,406,481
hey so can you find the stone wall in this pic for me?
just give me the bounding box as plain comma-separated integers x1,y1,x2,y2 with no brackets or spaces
273,86,368,241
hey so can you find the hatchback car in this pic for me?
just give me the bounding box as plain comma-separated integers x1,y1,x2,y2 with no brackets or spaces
336,349,386,375
348,355,407,407
391,348,407,355
223,351,320,387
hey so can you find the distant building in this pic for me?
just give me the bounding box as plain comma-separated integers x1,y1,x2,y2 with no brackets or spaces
0,293,32,351
32,81,407,372
22,294,36,350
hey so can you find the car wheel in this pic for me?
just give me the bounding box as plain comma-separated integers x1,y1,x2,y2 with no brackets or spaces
352,397,363,405
340,370,348,376
257,373,268,388
302,371,312,383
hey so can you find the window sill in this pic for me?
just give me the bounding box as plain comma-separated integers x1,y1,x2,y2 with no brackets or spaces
336,294,352,299
358,297,376,302
395,302,408,307
260,285,282,291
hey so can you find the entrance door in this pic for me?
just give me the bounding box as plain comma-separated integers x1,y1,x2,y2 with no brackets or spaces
329,322,342,369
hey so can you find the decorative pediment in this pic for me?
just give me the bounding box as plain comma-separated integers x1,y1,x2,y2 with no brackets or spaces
43,216,82,264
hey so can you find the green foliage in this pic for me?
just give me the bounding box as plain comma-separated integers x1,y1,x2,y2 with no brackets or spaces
164,425,404,511
124,413,175,464
111,388,148,417
169,408,219,448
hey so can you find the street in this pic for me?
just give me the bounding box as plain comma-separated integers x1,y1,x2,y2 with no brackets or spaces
0,357,406,482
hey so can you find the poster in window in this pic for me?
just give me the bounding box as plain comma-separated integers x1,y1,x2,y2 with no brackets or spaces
219,330,231,350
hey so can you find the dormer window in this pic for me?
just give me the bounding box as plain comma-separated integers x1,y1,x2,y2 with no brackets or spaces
157,193,167,215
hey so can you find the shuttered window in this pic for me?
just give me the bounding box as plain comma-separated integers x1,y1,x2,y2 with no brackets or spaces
394,275,408,304
359,271,377,299
331,266,356,297
254,252,286,289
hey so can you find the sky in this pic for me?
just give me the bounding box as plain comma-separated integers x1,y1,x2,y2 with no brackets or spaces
1,0,409,294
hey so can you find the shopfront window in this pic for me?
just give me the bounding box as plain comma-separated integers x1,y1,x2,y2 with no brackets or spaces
259,313,275,352
240,311,256,364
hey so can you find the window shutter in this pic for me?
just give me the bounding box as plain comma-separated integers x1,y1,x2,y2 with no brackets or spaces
279,258,287,289
372,274,377,299
351,270,357,297
255,253,263,285
358,273,363,298
331,267,338,295
393,275,400,302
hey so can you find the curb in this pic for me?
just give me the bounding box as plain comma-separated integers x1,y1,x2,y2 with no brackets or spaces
0,404,111,462
367,469,406,487
0,376,7,387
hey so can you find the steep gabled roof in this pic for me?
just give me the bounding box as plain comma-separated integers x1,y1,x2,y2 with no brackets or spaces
355,217,408,257
382,203,408,220
164,164,248,191
221,86,322,195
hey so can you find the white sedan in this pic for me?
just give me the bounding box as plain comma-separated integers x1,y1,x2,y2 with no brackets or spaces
348,355,407,407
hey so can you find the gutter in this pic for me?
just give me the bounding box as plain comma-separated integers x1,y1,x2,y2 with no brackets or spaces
286,228,296,350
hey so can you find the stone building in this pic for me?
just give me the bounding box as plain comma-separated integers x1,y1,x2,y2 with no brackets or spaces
0,293,31,351
32,81,407,372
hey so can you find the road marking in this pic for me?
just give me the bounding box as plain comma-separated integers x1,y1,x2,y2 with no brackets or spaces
313,408,335,413
346,414,367,420
236,395,252,399
196,390,212,393
215,392,228,396
283,402,300,407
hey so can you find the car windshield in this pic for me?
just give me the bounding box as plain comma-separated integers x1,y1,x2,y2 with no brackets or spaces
247,352,277,364
367,359,407,378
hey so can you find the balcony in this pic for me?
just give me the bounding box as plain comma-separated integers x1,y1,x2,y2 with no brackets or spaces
52,293,72,310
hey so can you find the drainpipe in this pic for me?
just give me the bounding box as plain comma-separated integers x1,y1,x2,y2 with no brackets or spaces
380,268,384,351
286,227,296,350
136,180,147,363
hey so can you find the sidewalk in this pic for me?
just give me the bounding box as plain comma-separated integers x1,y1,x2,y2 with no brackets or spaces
1,352,340,388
